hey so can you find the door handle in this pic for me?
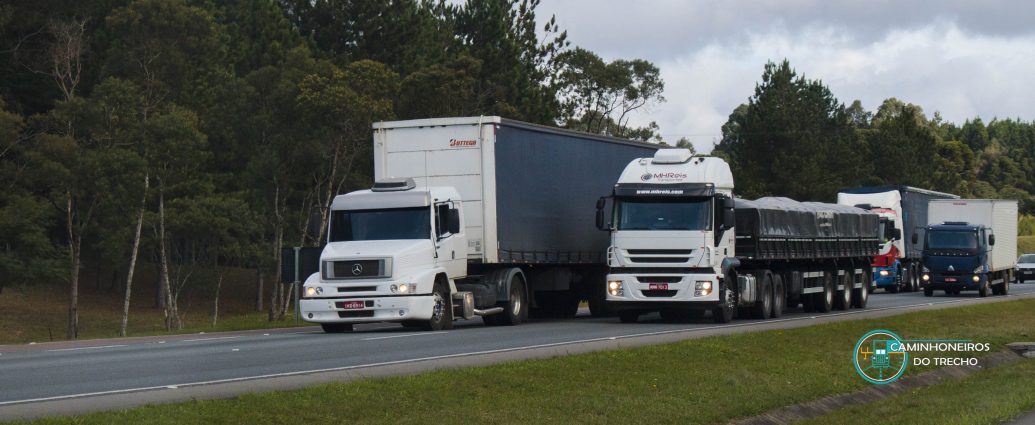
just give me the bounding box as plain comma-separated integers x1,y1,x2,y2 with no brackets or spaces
452,250,455,259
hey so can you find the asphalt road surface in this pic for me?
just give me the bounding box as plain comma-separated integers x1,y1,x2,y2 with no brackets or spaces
3,284,1034,420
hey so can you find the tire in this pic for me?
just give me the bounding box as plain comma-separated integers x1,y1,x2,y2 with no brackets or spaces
910,265,920,292
423,279,453,331
978,279,989,297
750,274,772,320
923,287,933,297
496,274,527,326
619,311,640,323
771,274,785,318
588,281,614,317
321,323,353,333
816,272,834,313
834,270,852,311
713,285,736,323
852,268,870,309
1001,277,1009,296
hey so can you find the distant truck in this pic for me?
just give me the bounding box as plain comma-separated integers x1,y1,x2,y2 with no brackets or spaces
598,149,879,323
916,199,1018,297
837,186,958,293
300,116,657,332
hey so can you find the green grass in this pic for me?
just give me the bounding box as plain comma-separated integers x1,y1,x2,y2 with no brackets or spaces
14,298,1035,425
1020,235,1035,255
798,357,1035,425
0,280,304,345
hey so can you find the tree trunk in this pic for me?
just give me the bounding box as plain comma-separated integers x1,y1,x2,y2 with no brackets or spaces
212,271,222,327
119,174,148,337
158,186,176,331
255,269,264,311
65,191,80,340
269,184,282,321
279,281,295,320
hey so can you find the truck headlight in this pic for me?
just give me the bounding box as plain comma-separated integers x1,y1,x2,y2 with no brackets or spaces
972,275,981,283
304,286,322,297
922,274,929,282
390,283,416,294
607,280,623,296
879,270,890,277
695,281,712,296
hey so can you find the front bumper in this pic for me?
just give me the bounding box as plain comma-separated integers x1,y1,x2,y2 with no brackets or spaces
873,266,897,287
921,273,984,291
300,295,435,324
1018,269,1035,280
604,272,719,311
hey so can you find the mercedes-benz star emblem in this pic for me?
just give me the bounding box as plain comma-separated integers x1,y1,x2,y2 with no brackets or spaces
352,264,363,275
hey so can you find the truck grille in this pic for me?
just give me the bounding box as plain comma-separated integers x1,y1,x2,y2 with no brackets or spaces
635,276,682,283
629,257,691,263
641,289,678,297
627,249,693,255
324,259,387,279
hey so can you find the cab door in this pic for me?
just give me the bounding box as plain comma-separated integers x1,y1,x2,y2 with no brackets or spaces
433,201,468,278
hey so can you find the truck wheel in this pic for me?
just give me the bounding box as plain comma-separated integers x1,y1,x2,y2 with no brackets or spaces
713,286,736,323
423,280,453,331
834,271,852,311
321,323,353,333
1001,277,1009,296
816,273,834,313
750,275,772,320
618,311,640,323
771,274,785,318
978,280,989,297
852,269,870,309
497,275,527,326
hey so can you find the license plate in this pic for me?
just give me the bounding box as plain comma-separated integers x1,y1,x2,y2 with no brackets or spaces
945,277,957,282
648,283,669,290
341,300,364,309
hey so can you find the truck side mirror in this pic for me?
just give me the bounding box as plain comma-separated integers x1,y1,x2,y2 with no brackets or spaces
448,209,461,234
596,197,606,210
911,233,918,245
989,234,995,246
721,208,735,230
892,228,901,240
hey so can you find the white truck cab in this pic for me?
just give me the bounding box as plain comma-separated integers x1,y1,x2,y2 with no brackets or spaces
300,178,466,332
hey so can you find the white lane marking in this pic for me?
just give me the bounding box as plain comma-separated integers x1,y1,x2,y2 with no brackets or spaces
45,345,127,353
1,293,1030,407
362,332,447,341
181,336,240,343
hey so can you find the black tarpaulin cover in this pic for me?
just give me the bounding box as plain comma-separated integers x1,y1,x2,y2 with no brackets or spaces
734,197,878,239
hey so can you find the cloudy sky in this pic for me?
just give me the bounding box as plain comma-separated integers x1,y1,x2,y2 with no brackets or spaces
536,0,1035,153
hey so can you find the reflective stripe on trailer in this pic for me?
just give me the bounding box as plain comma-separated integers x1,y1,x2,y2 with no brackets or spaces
803,272,824,278
802,287,824,294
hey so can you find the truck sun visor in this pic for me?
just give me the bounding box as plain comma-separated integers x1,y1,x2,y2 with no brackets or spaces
613,182,715,197
372,177,416,192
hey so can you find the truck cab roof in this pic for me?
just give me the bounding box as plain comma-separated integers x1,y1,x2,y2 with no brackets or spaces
331,185,462,211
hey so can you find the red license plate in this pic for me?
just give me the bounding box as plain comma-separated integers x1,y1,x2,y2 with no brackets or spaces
341,300,364,309
648,283,669,290
945,277,957,282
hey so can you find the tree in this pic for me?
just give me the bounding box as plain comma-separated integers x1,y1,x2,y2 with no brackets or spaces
865,99,939,188
555,47,665,139
715,60,864,201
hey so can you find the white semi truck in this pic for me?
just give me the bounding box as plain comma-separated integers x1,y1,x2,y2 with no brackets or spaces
598,149,879,323
300,117,658,332
916,199,1018,297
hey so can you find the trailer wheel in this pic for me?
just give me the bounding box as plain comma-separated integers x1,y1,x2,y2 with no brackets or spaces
750,274,773,320
497,275,527,326
852,268,870,309
816,272,834,313
910,264,921,292
1001,275,1009,296
321,323,353,333
771,274,785,318
834,270,852,311
423,279,453,331
619,311,640,323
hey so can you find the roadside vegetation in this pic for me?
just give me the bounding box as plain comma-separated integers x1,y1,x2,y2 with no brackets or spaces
15,298,1035,425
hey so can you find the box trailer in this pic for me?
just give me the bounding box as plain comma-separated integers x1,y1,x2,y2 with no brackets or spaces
917,199,1018,297
837,186,958,292
300,116,658,331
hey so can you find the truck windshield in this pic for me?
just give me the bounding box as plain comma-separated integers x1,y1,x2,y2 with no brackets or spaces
616,197,711,231
329,207,431,242
926,230,978,250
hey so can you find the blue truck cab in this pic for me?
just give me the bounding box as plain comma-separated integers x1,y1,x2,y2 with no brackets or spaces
917,222,994,296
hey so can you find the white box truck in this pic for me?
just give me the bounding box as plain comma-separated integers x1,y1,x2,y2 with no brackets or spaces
300,116,658,332
916,199,1018,297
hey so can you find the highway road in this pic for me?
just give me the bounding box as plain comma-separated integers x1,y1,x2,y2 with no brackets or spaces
2,284,1034,420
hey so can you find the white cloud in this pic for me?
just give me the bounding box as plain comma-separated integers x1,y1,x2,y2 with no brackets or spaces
537,1,1035,153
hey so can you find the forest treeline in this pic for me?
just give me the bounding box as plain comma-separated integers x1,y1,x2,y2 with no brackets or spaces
1,1,1032,340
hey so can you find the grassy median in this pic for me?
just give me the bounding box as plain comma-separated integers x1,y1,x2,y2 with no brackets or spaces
13,299,1035,425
